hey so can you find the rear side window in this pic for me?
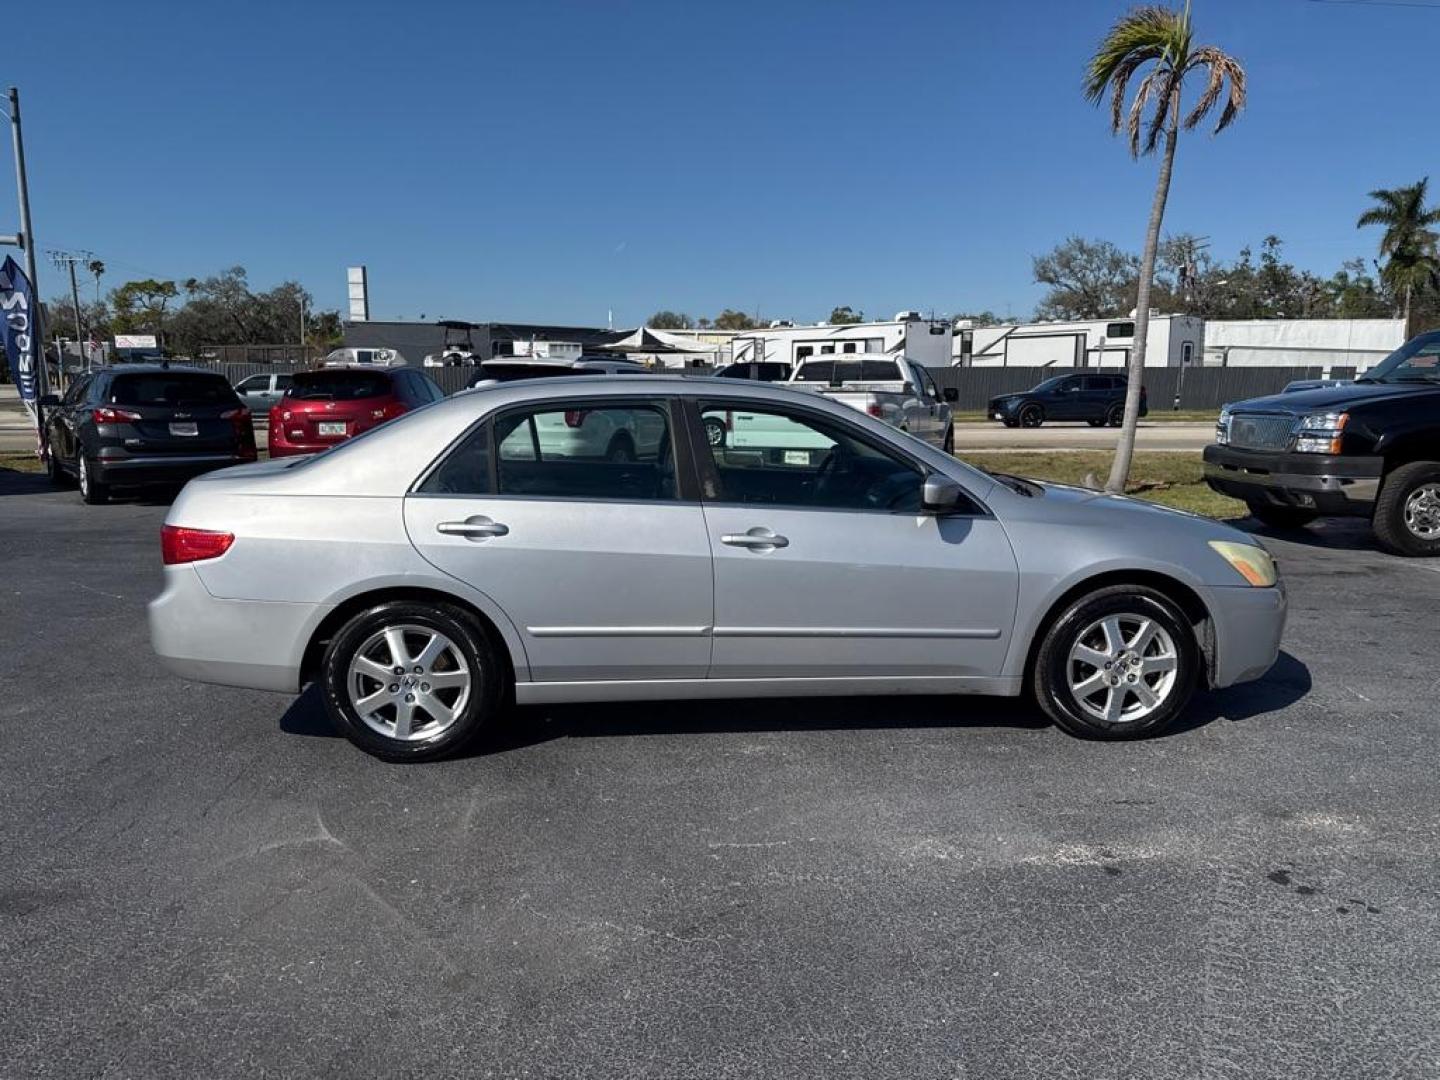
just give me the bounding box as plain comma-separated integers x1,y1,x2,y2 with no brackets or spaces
495,403,676,501
109,373,238,406
418,423,492,495
288,371,392,401
795,360,901,383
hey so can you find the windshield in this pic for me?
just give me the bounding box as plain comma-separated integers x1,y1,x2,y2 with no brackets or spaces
110,373,238,407
288,371,392,400
1359,331,1440,383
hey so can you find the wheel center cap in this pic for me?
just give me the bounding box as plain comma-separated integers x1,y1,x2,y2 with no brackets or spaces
401,674,420,690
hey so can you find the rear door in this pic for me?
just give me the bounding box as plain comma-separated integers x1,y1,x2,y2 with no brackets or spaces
104,372,243,454
286,369,398,442
688,398,1019,680
404,396,715,683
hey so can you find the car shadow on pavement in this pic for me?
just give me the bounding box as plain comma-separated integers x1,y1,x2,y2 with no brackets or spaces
278,651,1312,756
1237,515,1392,555
0,468,53,497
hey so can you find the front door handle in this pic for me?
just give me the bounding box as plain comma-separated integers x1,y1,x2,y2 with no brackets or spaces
720,527,789,550
437,516,509,540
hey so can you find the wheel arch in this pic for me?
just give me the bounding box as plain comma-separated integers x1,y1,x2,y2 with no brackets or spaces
300,586,520,693
1020,570,1216,691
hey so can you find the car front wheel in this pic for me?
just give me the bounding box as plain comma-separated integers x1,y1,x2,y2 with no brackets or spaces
1033,585,1199,740
321,600,503,762
1019,405,1044,428
78,455,109,504
1373,460,1440,557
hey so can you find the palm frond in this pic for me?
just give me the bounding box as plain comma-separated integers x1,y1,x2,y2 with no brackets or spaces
1126,69,1166,157
1183,46,1245,133
1106,50,1158,133
1084,5,1191,103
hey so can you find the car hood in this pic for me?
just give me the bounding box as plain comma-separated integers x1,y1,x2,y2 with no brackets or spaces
1228,381,1440,414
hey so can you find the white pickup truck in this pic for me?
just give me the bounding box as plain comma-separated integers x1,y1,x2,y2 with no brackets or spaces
788,353,956,450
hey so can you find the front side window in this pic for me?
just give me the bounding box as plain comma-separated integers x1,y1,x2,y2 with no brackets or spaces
494,402,676,501
698,403,923,513
236,375,268,394
62,376,91,407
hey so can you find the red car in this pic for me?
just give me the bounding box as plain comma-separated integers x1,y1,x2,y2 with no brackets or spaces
268,366,445,457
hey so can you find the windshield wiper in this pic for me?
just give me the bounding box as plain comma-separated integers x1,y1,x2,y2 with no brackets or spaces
982,470,1040,497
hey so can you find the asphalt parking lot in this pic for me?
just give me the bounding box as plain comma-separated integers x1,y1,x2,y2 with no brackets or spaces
3,471,1438,1079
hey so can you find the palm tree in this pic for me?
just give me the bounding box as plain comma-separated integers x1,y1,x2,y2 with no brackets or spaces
1084,3,1245,493
86,259,104,307
1357,179,1440,330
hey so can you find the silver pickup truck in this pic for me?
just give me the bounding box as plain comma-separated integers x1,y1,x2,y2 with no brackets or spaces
785,354,956,451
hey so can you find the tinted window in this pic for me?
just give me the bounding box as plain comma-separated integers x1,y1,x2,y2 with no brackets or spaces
1106,321,1135,338
1031,376,1068,393
288,370,392,401
793,359,901,383
418,422,492,495
109,372,238,407
236,375,268,393
276,374,294,389
62,376,91,407
698,403,922,512
493,403,676,501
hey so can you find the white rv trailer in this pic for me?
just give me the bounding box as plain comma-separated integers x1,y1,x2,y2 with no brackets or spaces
953,315,1203,369
730,312,954,371
1202,318,1405,370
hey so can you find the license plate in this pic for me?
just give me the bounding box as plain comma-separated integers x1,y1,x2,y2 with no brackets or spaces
169,421,198,436
317,421,346,436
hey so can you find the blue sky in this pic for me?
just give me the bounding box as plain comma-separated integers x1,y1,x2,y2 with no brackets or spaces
4,0,1437,327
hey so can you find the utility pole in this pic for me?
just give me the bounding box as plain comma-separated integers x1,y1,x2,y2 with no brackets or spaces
50,249,93,375
3,87,45,397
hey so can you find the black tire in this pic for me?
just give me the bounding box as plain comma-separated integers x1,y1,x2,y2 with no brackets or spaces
321,600,504,762
1086,419,1105,428
1247,503,1318,530
1002,419,1019,429
1372,460,1440,557
605,435,636,463
942,425,954,455
46,448,71,487
1105,404,1124,428
702,416,727,448
1019,404,1044,429
77,454,109,505
1033,585,1199,740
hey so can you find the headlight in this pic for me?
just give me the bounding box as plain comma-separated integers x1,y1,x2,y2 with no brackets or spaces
1208,540,1278,587
1293,411,1347,454
1215,406,1232,446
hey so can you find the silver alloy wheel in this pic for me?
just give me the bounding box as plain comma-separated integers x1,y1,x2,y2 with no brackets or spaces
347,623,473,742
1067,613,1178,724
1402,483,1440,540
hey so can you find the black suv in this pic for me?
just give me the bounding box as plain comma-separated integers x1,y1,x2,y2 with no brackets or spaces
41,365,257,504
1204,330,1440,556
988,372,1144,428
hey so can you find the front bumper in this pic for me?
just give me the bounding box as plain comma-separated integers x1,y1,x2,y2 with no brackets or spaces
1204,581,1288,689
148,564,325,693
1203,445,1383,516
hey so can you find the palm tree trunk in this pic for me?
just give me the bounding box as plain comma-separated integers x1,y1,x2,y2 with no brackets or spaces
1106,97,1180,494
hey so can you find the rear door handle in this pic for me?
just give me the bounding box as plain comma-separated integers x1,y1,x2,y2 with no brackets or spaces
437,516,509,540
720,528,788,550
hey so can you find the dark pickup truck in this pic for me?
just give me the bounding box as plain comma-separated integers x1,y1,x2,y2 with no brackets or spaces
1204,329,1440,556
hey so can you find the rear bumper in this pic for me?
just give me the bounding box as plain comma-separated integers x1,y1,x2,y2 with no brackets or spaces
1203,582,1288,689
1202,445,1383,515
94,451,255,486
148,565,324,693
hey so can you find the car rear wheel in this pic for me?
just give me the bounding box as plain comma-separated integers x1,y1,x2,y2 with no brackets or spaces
1247,503,1317,530
77,455,109,505
1019,405,1044,428
942,425,954,455
321,601,503,762
1033,585,1198,740
1373,461,1440,557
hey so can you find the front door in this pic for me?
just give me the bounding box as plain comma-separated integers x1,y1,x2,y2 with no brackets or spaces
689,399,1019,680
403,398,713,683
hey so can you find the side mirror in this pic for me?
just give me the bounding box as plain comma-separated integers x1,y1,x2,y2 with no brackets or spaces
922,474,964,513
39,393,60,408
943,387,959,403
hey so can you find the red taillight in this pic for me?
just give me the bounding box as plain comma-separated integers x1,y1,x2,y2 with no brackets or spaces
564,409,588,428
93,406,141,424
371,401,408,421
866,403,884,418
161,525,235,565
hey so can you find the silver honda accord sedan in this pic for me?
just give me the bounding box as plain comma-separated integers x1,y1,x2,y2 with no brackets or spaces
148,376,1286,761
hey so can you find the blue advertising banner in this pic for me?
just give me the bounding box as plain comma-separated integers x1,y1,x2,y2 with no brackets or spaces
0,255,44,453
